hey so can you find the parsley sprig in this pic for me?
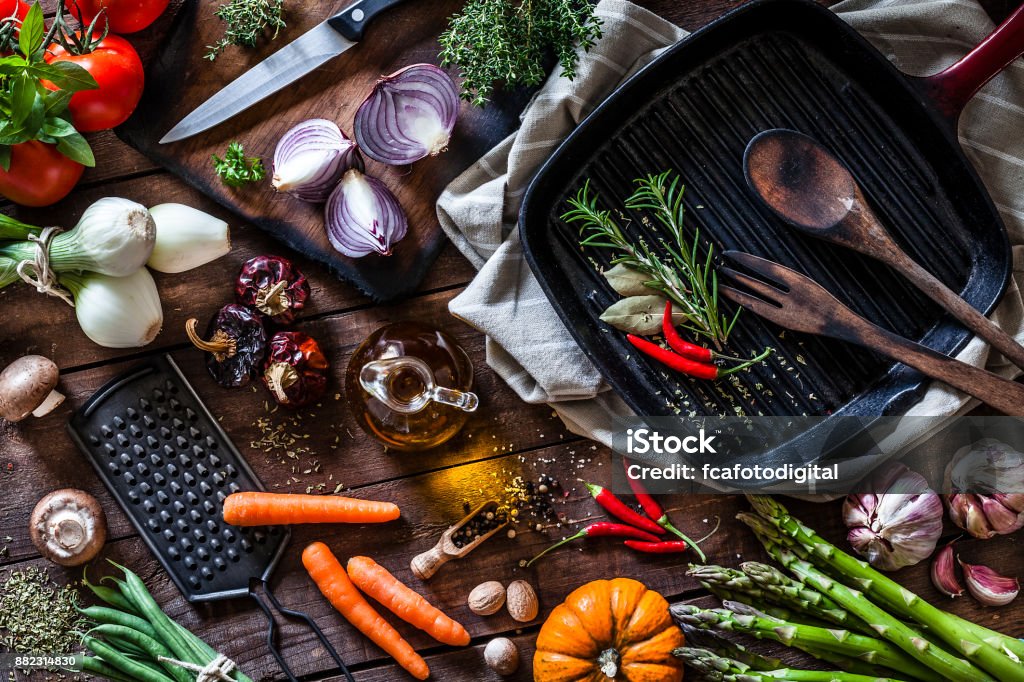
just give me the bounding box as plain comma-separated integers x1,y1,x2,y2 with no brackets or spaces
0,3,98,170
212,141,266,187
439,0,603,106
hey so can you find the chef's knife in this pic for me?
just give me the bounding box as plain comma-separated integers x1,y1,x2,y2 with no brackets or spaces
160,0,407,144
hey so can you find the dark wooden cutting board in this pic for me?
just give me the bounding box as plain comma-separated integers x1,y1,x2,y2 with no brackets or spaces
117,0,532,301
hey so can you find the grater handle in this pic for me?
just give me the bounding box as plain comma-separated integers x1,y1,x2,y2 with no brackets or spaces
249,581,354,682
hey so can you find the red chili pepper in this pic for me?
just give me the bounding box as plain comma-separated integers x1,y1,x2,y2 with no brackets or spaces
627,334,720,379
628,332,774,380
526,522,660,567
662,301,714,362
623,457,706,562
585,483,665,535
624,540,690,554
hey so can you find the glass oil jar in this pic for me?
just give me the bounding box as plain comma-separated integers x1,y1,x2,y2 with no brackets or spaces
345,322,477,451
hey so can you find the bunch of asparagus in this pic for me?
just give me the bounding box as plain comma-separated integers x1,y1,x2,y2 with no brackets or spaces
674,495,1024,682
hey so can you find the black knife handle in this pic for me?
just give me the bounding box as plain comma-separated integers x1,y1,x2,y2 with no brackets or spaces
328,0,408,41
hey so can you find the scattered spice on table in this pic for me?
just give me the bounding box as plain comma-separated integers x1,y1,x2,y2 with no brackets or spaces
250,400,345,493
0,567,89,659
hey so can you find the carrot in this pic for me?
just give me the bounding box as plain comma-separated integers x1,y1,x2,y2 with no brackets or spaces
346,556,470,647
222,492,400,526
303,542,430,681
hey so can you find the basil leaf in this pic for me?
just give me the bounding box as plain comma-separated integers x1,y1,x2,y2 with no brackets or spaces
9,76,35,126
18,4,44,59
27,61,97,92
42,117,76,138
0,145,9,172
56,132,95,167
43,89,73,117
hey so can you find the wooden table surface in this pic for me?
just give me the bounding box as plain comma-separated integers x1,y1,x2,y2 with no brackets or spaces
2,1,1023,680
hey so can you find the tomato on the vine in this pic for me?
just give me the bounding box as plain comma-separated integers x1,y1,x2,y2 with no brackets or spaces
45,33,144,132
0,0,30,21
0,141,84,207
64,0,169,34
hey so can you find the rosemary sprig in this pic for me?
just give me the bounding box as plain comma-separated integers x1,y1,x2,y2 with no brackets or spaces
563,171,740,348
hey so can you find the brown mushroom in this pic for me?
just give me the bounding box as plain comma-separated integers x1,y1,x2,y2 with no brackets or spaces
0,355,64,422
29,489,107,566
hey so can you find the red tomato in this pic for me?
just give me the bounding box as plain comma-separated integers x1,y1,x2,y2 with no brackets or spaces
64,0,169,34
0,0,30,21
45,34,145,132
0,141,84,207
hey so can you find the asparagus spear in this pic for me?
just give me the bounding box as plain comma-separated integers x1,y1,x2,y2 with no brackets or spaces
689,563,875,636
737,512,995,682
670,602,943,682
675,623,783,671
676,647,915,682
746,495,1024,679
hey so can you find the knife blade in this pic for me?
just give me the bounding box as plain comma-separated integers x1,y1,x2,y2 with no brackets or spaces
160,0,408,144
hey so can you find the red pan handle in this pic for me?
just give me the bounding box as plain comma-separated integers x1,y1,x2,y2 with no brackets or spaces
919,2,1024,121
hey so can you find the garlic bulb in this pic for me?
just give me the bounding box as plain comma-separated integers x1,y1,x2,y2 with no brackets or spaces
842,463,943,571
59,268,163,348
0,197,155,277
959,559,1019,606
147,203,231,273
944,439,1024,539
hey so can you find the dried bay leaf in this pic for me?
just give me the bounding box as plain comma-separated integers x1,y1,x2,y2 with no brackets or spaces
602,263,652,297
600,295,692,335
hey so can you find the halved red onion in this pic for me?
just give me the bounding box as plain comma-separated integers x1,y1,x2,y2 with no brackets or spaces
354,64,460,165
325,169,408,258
273,119,363,203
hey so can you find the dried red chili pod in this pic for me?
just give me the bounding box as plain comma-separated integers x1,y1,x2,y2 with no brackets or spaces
185,304,267,388
235,255,311,325
263,331,329,408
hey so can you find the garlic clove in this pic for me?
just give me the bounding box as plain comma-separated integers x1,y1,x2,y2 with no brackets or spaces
959,558,1019,606
930,541,965,598
147,203,231,274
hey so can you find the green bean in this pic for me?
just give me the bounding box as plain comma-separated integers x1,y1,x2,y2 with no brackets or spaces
89,624,193,682
83,636,176,682
80,606,160,639
83,574,140,615
80,655,138,682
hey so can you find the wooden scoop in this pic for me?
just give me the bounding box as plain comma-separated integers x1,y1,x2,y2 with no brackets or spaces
743,128,1024,371
410,501,508,580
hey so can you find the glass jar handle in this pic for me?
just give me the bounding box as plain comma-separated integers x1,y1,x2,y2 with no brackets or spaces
360,356,478,414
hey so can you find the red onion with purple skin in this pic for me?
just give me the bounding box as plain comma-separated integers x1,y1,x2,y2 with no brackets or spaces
325,168,408,258
354,64,460,165
272,119,363,203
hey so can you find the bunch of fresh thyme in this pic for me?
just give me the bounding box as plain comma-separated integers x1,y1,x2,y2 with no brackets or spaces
205,0,286,61
563,171,740,348
439,0,603,106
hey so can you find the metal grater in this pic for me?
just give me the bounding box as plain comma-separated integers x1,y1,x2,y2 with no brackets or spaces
68,355,353,681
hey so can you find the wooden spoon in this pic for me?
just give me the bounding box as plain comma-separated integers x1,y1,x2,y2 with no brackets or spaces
743,128,1024,371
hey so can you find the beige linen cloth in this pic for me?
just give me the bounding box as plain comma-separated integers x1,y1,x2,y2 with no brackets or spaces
438,0,1024,450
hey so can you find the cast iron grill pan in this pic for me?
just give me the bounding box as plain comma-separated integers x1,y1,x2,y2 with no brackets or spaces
520,0,1011,419
67,355,352,681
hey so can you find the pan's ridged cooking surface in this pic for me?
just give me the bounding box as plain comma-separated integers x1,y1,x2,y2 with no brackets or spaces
68,355,288,602
521,0,1009,418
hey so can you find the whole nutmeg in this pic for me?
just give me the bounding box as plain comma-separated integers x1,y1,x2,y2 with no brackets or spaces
468,581,506,616
505,580,539,622
484,637,519,675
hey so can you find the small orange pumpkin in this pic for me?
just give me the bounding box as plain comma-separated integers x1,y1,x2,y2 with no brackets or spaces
533,577,685,681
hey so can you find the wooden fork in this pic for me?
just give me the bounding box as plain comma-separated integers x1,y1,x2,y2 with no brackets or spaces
719,251,1024,416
